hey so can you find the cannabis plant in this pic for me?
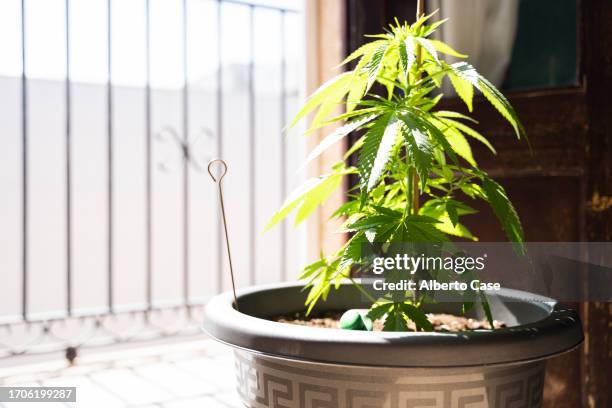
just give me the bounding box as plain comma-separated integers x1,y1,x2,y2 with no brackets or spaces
267,12,525,331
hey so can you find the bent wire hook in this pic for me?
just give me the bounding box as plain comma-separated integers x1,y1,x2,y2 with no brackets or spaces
207,159,239,311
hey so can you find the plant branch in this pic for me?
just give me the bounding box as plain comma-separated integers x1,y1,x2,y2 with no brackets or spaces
417,0,425,20
349,277,377,303
412,169,420,214
412,0,425,215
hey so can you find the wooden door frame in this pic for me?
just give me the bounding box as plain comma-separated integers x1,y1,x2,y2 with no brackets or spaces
304,0,348,260
344,0,611,406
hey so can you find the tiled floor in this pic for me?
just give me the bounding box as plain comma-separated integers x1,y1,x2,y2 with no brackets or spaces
0,339,241,408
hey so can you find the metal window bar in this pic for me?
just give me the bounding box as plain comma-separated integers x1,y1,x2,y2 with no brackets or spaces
215,0,224,295
279,9,288,281
182,0,191,313
20,0,28,323
107,0,114,314
145,0,154,317
2,0,300,359
248,4,256,285
65,0,73,318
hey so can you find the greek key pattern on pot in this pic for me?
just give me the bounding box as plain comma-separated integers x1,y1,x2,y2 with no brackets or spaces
233,351,545,408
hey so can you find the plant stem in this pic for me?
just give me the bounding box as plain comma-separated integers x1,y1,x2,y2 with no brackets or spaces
417,0,425,19
349,277,377,303
412,0,425,314
405,157,412,216
412,0,425,215
412,170,419,215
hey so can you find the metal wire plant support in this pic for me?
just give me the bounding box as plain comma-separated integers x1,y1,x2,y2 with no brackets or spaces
207,159,240,311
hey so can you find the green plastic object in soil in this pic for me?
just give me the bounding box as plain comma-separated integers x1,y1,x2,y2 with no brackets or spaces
339,310,374,331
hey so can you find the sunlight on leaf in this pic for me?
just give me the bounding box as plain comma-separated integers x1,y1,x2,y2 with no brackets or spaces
304,114,379,166
428,39,467,58
289,72,353,129
359,113,399,192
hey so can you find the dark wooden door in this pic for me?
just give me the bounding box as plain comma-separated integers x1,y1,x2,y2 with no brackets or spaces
345,1,611,406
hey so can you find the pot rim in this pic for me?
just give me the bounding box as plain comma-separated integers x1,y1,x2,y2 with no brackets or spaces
202,282,584,368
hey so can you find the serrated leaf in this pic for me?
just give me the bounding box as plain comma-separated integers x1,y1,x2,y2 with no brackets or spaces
400,114,433,189
440,166,454,182
405,214,442,224
299,259,327,280
423,62,444,87
337,232,366,272
304,114,379,166
383,304,409,331
411,9,439,33
446,201,459,226
265,178,318,230
479,291,495,329
421,18,447,37
304,258,340,315
345,215,392,232
428,39,467,58
290,72,353,128
365,43,389,92
448,72,473,112
445,127,476,166
420,93,443,112
365,229,377,242
370,221,399,244
266,167,349,230
412,111,458,165
400,303,433,331
415,38,439,63
481,176,525,248
392,216,448,243
305,281,331,314
311,86,353,129
367,302,391,321
437,216,477,240
478,77,526,140
371,183,386,200
359,113,399,192
294,172,345,225
380,43,399,81
406,220,450,243
346,74,369,113
340,40,386,66
462,300,475,315
331,200,359,219
450,62,526,139
372,205,403,218
460,182,484,199
434,110,478,123
441,118,496,154
364,33,391,39
399,36,416,83
419,199,477,240
316,107,381,127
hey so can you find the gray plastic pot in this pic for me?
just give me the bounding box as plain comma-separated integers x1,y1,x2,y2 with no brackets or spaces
203,282,583,408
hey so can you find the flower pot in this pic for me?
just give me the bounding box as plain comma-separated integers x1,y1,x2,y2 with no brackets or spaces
202,282,583,408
